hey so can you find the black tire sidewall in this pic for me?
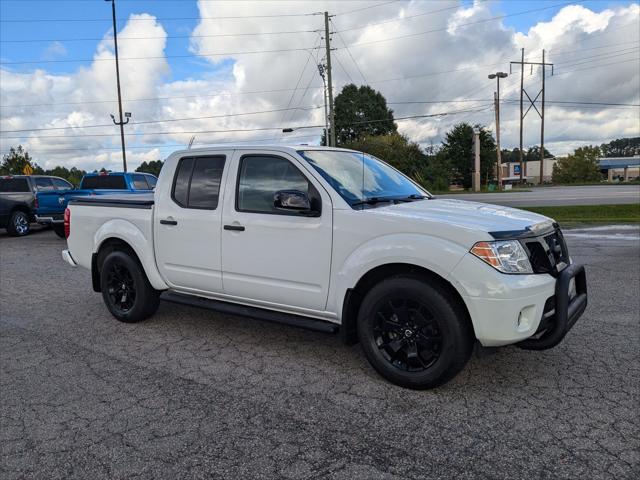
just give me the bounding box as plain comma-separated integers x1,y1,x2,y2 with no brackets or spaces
100,250,159,323
8,211,30,236
53,225,66,238
357,276,471,389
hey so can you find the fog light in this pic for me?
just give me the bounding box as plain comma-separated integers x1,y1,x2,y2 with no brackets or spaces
517,306,535,331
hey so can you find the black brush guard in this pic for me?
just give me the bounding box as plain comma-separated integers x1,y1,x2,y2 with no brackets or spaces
518,263,588,350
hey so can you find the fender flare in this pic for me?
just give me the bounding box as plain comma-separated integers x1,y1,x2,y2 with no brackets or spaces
93,219,168,291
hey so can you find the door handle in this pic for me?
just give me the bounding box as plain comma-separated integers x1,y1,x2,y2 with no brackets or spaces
224,225,245,232
160,219,178,226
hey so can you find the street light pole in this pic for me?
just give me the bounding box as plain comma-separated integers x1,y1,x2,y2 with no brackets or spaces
473,127,481,192
488,72,508,191
106,0,128,172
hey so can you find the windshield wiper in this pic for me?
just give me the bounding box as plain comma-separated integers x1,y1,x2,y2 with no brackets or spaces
351,194,428,207
351,197,396,207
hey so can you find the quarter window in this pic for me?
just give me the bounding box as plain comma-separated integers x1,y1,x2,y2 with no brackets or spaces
236,155,314,214
171,156,225,209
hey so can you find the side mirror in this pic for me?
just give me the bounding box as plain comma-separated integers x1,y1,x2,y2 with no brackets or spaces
273,190,313,213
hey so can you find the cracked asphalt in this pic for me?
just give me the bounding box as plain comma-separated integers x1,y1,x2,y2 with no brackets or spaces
1,226,638,479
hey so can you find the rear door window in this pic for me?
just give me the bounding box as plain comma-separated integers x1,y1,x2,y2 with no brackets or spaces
34,177,55,192
0,178,30,193
171,156,225,209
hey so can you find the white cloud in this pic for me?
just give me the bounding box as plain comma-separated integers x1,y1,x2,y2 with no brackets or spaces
1,1,638,170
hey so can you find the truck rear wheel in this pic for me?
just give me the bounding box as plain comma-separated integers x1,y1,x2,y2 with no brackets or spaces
53,224,66,238
100,250,160,323
357,275,473,389
7,210,30,236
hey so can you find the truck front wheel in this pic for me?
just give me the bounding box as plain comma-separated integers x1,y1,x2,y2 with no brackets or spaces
357,275,473,389
99,250,160,323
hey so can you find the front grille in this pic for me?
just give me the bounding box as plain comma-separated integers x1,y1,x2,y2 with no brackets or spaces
521,227,569,275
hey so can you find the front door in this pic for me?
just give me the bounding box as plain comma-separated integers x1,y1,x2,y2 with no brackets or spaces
221,151,333,312
154,153,229,293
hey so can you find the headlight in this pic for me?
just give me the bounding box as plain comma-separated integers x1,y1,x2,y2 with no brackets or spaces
470,240,533,274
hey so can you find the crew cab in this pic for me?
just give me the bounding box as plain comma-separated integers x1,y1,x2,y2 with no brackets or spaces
61,146,587,389
1,175,74,236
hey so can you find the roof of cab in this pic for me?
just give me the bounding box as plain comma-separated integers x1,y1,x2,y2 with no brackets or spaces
167,145,358,157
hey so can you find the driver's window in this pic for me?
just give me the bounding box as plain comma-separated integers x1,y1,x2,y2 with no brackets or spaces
236,155,310,214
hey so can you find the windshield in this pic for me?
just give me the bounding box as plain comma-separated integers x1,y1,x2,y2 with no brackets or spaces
298,150,429,208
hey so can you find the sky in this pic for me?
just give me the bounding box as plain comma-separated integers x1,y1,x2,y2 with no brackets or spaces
0,0,638,172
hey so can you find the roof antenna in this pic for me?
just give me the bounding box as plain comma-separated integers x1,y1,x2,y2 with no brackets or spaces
188,135,196,149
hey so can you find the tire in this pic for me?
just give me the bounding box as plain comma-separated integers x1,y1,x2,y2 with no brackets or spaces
53,224,66,238
6,210,30,237
357,275,473,389
99,250,160,323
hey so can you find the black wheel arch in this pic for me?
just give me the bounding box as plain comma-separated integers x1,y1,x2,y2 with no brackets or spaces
93,238,144,293
340,263,474,345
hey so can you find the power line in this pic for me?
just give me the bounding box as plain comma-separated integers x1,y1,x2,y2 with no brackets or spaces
0,11,324,23
336,2,574,49
0,105,493,140
0,46,322,65
336,0,399,16
331,18,368,85
1,106,323,133
0,29,321,43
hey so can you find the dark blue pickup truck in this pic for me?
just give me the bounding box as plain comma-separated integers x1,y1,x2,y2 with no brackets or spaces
0,172,157,237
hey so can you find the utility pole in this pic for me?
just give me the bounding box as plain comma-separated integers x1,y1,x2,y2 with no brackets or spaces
473,127,481,192
539,49,546,184
324,11,336,147
488,72,507,191
317,64,329,146
518,47,524,182
106,0,129,172
510,50,553,185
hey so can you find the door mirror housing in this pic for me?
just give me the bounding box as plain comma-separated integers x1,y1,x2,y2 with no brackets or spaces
273,190,316,215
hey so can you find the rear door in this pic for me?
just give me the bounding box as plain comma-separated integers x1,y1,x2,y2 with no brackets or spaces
154,153,230,293
33,177,60,216
220,150,333,312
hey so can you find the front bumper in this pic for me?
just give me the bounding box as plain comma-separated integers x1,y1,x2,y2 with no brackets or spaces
517,263,587,350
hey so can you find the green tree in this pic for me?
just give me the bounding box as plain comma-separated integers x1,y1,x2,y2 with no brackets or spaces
0,145,43,175
600,137,640,157
44,166,87,187
552,146,602,184
438,123,496,189
136,160,163,177
525,146,554,162
343,133,451,192
331,84,397,145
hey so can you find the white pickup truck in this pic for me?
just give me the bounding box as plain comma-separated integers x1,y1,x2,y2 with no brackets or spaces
62,146,587,389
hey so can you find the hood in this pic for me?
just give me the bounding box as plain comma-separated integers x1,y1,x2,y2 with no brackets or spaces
368,198,554,237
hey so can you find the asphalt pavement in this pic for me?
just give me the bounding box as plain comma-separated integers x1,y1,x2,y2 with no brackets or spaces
438,185,640,206
1,227,639,479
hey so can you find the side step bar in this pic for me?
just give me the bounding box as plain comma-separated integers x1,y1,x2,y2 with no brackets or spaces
161,292,339,334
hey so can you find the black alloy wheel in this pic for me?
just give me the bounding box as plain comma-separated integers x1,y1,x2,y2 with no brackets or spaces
106,261,136,314
373,298,443,372
357,275,473,389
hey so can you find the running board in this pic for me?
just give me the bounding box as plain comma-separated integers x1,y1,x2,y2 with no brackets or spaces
161,292,339,334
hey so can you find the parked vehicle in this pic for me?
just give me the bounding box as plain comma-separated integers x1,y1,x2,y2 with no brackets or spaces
1,172,157,238
62,146,587,389
1,175,74,236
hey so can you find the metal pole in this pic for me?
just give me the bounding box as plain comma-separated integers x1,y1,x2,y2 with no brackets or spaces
473,129,481,192
519,47,524,183
539,49,546,185
495,85,502,191
109,0,127,172
324,12,336,147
